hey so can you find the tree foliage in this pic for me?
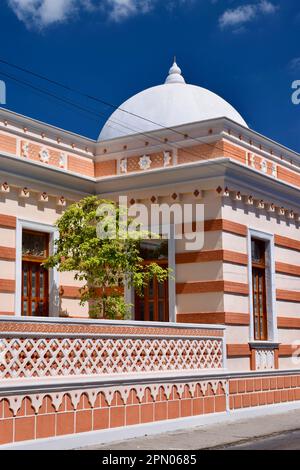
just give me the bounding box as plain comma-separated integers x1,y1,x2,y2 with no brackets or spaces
45,196,170,319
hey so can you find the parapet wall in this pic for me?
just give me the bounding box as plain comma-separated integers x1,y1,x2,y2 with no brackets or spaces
1,318,300,449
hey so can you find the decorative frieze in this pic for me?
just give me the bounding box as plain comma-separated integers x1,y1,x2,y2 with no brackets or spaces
120,158,127,173
39,148,50,164
57,196,66,207
217,186,299,224
193,189,202,199
267,203,276,213
59,153,66,169
234,191,242,201
257,200,265,210
21,141,29,158
39,192,48,203
139,155,152,170
0,179,70,208
19,187,30,198
0,182,10,193
0,379,227,417
261,159,268,173
245,195,254,206
163,151,172,167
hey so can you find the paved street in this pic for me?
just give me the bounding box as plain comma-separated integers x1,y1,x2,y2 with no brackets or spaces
82,408,300,450
221,429,300,450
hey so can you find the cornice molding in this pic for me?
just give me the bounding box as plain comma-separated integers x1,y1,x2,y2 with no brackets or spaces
0,150,95,195
1,146,300,212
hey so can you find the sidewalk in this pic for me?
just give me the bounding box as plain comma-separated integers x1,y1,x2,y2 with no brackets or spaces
82,408,300,450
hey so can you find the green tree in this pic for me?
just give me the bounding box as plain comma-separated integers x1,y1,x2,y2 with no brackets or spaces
45,196,170,319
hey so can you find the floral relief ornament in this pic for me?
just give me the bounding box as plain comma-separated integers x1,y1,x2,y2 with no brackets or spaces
261,159,268,173
59,153,66,168
272,163,277,178
163,151,171,167
21,142,29,158
39,148,50,164
139,154,152,170
120,159,127,173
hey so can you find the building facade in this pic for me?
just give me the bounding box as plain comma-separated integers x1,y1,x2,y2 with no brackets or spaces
0,62,300,448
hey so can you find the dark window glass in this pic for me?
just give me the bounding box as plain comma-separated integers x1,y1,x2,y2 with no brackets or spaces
251,239,268,340
139,239,168,260
251,239,265,265
22,231,48,258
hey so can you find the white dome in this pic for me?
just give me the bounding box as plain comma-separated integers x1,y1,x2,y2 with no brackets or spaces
98,61,248,141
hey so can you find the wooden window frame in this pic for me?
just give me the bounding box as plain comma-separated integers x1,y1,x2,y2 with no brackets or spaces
22,230,50,317
135,259,169,323
251,238,268,341
248,229,277,343
16,220,59,318
22,229,50,262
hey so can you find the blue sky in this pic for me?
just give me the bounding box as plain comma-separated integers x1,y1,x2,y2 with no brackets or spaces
0,0,300,151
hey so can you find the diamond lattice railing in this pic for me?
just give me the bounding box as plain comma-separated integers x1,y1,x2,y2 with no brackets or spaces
0,335,224,379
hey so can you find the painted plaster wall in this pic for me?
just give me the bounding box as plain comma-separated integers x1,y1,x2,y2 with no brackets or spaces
0,183,87,317
221,195,300,371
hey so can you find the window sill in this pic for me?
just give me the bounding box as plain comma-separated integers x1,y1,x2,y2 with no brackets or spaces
249,341,280,350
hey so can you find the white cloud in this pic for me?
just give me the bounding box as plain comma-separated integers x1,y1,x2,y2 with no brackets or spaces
8,0,77,26
219,1,278,30
219,5,256,29
8,0,278,30
259,0,277,14
7,0,192,28
289,58,300,73
106,0,153,22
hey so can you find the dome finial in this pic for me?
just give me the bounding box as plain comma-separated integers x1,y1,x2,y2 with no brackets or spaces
165,58,186,84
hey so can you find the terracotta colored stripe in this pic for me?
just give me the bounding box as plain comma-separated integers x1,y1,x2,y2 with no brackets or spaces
277,165,300,190
0,246,15,260
176,280,249,295
176,249,248,265
203,219,223,232
227,344,251,357
275,235,300,252
223,251,248,265
0,133,17,154
176,250,223,264
0,312,14,316
0,214,16,229
0,279,15,293
276,262,300,277
204,219,247,237
182,219,247,237
224,313,250,325
221,220,247,237
276,289,300,303
183,221,300,251
60,286,81,299
278,344,299,357
177,312,250,325
60,285,124,299
277,317,300,329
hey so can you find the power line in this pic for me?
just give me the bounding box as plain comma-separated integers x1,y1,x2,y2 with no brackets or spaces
0,57,254,166
0,68,173,148
0,67,227,168
1,57,299,200
0,66,254,175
